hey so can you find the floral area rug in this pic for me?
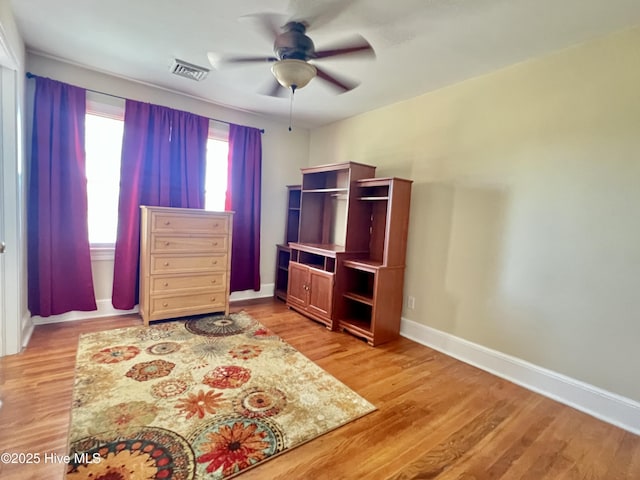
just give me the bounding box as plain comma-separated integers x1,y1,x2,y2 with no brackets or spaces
66,311,375,479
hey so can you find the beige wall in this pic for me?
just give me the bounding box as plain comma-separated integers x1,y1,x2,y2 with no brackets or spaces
26,53,309,307
309,27,640,402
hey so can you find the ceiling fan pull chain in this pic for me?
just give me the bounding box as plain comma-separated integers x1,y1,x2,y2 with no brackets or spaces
288,86,296,132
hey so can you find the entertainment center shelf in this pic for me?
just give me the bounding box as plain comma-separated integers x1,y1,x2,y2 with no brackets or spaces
290,245,338,272
290,242,346,256
303,188,348,194
343,292,374,305
343,258,383,269
281,162,412,346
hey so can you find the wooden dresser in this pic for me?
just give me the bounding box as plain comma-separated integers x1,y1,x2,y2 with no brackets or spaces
139,206,233,326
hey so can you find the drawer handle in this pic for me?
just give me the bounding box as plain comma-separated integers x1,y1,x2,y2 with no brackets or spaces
212,260,218,265
213,242,218,246
165,241,170,246
214,223,219,228
164,221,171,226
210,297,216,302
163,261,170,266
162,302,169,307
163,282,169,287
211,279,217,284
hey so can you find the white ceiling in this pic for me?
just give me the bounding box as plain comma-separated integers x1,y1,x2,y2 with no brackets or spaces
10,0,640,128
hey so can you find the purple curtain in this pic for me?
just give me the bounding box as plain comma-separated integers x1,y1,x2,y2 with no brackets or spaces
27,77,97,316
112,100,208,309
225,124,262,292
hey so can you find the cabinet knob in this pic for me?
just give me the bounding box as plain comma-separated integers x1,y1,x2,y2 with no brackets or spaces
163,261,170,266
162,302,169,307
164,221,170,226
212,260,218,265
211,279,216,284
210,297,216,302
213,242,218,246
165,241,170,246
163,282,169,287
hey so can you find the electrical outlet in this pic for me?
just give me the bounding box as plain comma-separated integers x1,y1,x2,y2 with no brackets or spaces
407,296,415,309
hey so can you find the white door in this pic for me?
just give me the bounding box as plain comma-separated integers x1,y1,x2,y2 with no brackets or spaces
0,64,22,357
0,11,24,357
0,71,5,356
0,66,8,357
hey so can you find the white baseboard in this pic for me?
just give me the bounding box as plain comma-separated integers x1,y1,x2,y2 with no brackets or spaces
30,283,276,326
21,313,34,349
32,299,138,325
230,283,275,303
400,317,640,436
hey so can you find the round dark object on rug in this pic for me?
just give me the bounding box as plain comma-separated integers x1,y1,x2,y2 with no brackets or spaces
184,313,254,337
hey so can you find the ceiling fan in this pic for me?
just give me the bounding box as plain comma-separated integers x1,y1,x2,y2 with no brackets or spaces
207,13,375,97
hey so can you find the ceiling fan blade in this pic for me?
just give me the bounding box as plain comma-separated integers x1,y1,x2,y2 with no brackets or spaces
223,56,279,64
313,35,375,60
208,52,278,68
239,12,287,42
288,0,360,31
315,66,359,93
260,78,289,98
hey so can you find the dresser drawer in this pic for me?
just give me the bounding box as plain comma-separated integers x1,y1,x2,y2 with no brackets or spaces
150,254,228,274
151,211,229,234
150,273,226,293
150,292,226,316
151,235,228,253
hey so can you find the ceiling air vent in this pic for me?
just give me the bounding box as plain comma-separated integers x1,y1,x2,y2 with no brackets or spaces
170,59,210,81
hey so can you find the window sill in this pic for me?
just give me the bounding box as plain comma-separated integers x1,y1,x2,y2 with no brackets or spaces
90,246,115,261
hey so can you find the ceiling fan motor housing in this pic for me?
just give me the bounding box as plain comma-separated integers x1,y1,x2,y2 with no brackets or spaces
274,21,315,60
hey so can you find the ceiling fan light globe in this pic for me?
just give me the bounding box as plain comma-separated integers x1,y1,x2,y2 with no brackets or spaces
271,59,317,89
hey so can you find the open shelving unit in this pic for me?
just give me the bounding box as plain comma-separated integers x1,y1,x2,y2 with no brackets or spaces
335,177,413,345
337,261,407,346
274,185,301,301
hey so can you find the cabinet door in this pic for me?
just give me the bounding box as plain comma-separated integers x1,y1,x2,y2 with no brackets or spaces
307,268,334,319
287,262,309,307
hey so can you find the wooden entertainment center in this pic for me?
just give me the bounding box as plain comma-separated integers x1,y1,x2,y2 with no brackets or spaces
277,162,412,346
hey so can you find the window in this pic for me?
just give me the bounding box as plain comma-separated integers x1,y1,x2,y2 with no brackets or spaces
204,137,229,211
85,113,124,246
84,94,228,246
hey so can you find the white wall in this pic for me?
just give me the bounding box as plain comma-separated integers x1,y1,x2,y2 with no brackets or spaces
26,53,309,323
309,26,640,407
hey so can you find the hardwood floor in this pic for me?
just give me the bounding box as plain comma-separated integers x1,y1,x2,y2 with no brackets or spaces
0,298,638,479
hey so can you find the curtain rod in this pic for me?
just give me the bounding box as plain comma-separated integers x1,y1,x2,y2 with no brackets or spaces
25,72,265,134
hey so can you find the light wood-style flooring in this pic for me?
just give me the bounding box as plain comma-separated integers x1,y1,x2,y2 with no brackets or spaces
0,298,638,479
